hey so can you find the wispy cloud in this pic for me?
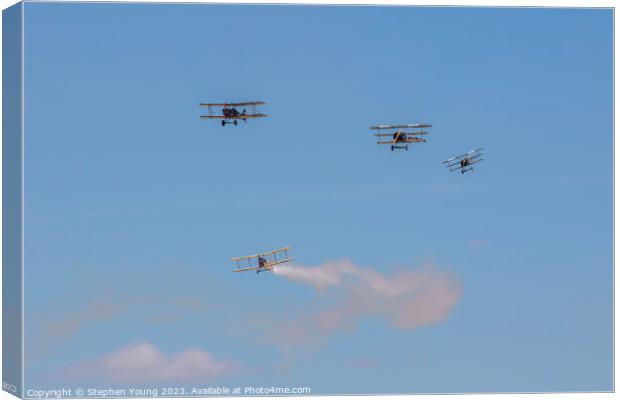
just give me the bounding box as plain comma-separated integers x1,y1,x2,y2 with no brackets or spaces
65,342,240,383
45,301,125,338
27,296,130,366
469,239,487,249
31,276,217,359
269,260,462,345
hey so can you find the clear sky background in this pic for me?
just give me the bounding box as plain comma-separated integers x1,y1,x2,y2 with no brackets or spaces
22,3,612,394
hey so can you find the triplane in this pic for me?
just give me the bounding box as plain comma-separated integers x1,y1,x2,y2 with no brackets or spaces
442,148,484,174
370,124,432,151
231,247,293,274
199,101,267,126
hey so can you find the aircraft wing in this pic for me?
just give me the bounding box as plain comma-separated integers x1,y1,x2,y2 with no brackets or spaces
199,102,266,107
233,247,291,262
228,101,266,106
445,153,482,168
233,266,260,273
445,160,462,168
394,124,432,129
233,257,293,273
373,131,429,138
408,131,429,135
442,155,461,164
370,124,432,130
373,131,429,137
264,257,294,269
376,131,402,144
442,148,483,164
200,114,268,120
232,254,258,262
257,247,291,257
236,114,268,119
445,154,483,169
200,115,226,119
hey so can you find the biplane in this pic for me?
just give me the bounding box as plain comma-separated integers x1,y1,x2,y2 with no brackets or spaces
231,247,293,274
442,148,484,174
370,124,432,151
199,101,267,126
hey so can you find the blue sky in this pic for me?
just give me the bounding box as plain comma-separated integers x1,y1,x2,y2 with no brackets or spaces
22,3,612,394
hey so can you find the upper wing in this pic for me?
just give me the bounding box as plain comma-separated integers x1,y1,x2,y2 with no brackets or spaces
370,124,432,130
199,101,266,107
199,103,226,107
392,124,432,129
232,247,291,262
229,101,266,106
200,115,226,119
257,247,291,257
232,254,258,262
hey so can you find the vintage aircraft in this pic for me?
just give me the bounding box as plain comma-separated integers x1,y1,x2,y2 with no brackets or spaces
199,101,267,126
231,247,293,274
442,148,484,174
370,124,432,151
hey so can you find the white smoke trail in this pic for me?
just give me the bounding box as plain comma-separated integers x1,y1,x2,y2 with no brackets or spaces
272,260,357,290
270,259,462,344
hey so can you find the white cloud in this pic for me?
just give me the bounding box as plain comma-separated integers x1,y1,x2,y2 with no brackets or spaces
67,342,240,383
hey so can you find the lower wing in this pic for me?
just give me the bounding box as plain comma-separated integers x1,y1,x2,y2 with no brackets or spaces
201,114,268,120
233,266,259,273
237,114,268,119
264,257,294,270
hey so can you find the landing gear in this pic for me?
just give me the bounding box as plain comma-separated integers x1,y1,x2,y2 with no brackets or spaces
405,145,409,151
391,145,394,151
221,120,239,126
